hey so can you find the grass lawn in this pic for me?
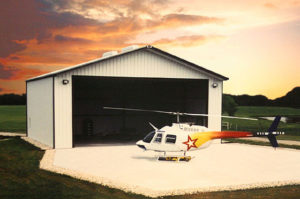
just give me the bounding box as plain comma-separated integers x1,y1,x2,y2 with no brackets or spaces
1,137,300,199
0,105,26,133
0,137,148,199
223,106,300,139
234,106,300,117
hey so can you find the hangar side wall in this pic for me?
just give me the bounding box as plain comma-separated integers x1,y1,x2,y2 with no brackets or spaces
208,79,223,131
54,50,223,148
27,77,53,148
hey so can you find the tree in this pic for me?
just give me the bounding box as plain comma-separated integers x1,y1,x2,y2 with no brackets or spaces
0,94,26,105
222,95,238,116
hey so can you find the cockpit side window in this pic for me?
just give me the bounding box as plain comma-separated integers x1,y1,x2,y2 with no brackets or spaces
143,131,155,143
154,133,162,143
166,134,176,144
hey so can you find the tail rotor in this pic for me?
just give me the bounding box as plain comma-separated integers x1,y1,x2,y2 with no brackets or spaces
256,116,284,148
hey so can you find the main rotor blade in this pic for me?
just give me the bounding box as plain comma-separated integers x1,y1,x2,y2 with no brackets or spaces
103,107,182,115
103,107,257,121
183,113,257,121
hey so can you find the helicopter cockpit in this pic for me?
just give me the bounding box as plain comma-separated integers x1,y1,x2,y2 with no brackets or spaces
142,131,155,143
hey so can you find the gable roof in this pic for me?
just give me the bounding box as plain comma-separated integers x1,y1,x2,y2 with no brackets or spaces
27,45,228,82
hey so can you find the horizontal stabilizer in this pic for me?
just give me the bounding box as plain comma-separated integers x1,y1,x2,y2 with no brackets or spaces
255,116,283,148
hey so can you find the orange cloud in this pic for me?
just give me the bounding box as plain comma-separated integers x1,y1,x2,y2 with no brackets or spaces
150,35,224,47
264,3,278,9
0,63,18,79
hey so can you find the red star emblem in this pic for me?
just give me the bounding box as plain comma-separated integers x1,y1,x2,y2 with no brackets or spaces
182,135,198,151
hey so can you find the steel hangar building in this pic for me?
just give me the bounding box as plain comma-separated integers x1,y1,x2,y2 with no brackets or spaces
26,45,228,149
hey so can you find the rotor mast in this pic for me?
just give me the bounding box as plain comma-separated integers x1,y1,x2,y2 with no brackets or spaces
176,112,180,123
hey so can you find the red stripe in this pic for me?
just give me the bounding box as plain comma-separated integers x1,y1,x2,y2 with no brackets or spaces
210,131,253,139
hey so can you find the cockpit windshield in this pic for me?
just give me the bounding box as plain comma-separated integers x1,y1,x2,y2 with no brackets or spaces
143,131,155,143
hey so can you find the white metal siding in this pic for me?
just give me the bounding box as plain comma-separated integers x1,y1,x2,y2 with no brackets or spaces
208,79,223,131
54,73,73,148
27,77,53,147
54,50,223,148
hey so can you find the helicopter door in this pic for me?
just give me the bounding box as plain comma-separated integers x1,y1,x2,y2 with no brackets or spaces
153,133,163,143
163,134,180,151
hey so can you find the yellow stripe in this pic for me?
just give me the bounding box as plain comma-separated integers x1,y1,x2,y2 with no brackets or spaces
190,132,213,148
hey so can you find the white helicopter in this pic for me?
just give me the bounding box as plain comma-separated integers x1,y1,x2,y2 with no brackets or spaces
103,107,284,161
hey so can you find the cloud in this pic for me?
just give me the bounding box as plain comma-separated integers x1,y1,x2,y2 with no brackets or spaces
9,56,20,60
94,13,223,35
0,0,223,59
54,35,92,43
264,3,277,9
0,0,98,58
0,63,18,79
160,14,223,26
12,68,44,80
49,0,171,19
126,0,170,17
0,39,27,57
150,35,224,47
0,62,43,81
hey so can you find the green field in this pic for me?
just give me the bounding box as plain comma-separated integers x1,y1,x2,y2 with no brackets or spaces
222,106,300,140
1,137,300,199
235,106,300,117
0,106,26,133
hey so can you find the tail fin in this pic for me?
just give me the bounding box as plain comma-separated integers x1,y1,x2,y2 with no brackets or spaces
256,116,284,148
267,116,281,148
268,116,281,133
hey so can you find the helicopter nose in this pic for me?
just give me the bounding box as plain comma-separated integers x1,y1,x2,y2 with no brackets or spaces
136,140,146,150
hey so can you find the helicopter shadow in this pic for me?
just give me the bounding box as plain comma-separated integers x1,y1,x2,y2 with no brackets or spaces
131,155,158,162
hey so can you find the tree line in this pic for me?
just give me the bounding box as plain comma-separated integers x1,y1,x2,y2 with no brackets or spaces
0,94,26,105
223,87,300,116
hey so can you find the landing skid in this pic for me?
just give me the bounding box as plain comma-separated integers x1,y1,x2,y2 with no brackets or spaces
158,156,192,162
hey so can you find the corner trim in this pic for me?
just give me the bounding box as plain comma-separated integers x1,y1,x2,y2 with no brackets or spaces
53,76,56,149
72,76,74,148
26,82,28,137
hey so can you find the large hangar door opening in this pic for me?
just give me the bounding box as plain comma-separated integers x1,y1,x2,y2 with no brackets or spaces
72,76,208,146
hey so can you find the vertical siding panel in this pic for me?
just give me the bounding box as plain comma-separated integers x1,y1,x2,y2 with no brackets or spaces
129,53,132,76
93,64,96,76
208,78,222,132
141,53,144,77
117,57,121,76
141,51,145,77
123,55,127,76
104,60,108,76
27,77,53,148
55,73,72,149
82,67,86,76
102,61,106,76
100,61,103,76
96,62,99,75
111,59,114,76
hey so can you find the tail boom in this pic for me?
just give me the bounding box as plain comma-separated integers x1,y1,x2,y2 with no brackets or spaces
211,131,253,139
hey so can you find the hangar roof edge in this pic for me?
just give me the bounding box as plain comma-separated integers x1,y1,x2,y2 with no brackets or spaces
26,45,228,82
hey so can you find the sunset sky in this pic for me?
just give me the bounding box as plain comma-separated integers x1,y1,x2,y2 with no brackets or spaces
0,0,299,99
